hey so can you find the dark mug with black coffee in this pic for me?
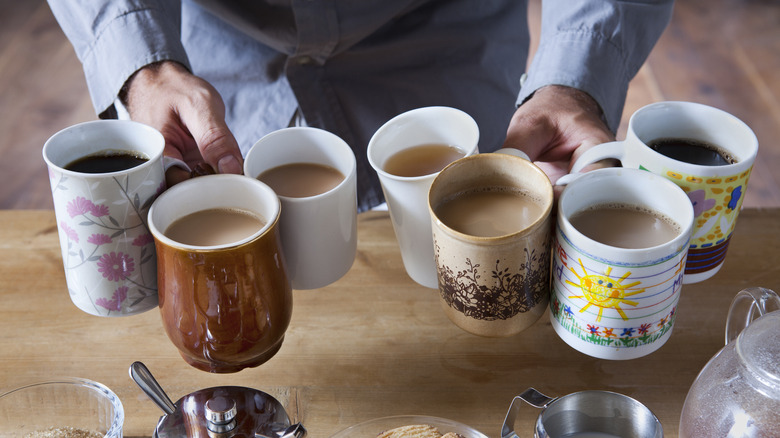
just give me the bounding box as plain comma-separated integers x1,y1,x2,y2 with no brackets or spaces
564,101,758,283
43,120,165,316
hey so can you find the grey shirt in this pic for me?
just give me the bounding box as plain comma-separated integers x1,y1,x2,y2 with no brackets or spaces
47,0,673,211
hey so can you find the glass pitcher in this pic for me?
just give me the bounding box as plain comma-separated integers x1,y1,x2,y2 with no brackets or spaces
679,287,780,437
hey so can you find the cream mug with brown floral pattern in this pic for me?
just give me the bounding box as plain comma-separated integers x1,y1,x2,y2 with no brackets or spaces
43,120,165,317
428,151,553,337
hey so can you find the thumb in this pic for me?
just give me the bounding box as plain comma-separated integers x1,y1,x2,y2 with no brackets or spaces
177,87,244,175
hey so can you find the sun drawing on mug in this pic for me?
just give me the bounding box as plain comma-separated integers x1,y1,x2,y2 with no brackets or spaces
566,259,644,321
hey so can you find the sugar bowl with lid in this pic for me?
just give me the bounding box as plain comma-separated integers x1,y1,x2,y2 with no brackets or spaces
130,362,305,438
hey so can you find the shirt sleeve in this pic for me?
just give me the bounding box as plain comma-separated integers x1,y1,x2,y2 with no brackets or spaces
517,0,674,132
47,0,191,118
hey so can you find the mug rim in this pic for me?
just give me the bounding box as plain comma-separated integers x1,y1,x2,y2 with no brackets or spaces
244,126,358,201
148,174,281,252
429,153,554,242
628,100,758,170
42,119,165,177
558,167,694,256
367,106,480,182
538,390,662,436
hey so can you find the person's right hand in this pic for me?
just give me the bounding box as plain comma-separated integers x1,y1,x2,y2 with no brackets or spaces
121,61,244,186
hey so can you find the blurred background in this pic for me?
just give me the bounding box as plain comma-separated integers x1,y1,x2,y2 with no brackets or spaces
2,0,778,209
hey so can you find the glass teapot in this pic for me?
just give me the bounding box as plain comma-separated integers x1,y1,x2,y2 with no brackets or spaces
679,287,780,437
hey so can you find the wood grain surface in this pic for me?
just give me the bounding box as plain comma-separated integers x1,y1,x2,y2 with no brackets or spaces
1,209,778,437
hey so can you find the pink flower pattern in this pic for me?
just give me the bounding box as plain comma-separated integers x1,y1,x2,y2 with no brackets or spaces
60,221,79,243
132,233,154,247
55,172,161,315
87,234,112,246
96,286,128,312
89,203,110,217
66,196,94,218
97,252,135,281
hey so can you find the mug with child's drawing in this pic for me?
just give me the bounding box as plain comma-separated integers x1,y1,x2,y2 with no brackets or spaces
551,169,694,360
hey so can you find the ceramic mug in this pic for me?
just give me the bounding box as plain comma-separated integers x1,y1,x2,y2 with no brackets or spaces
244,127,358,290
502,387,663,438
367,107,480,289
428,152,553,337
551,168,694,360
566,101,758,283
148,174,292,373
42,120,165,316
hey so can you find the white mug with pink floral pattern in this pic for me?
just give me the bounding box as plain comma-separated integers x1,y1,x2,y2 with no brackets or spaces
43,120,165,316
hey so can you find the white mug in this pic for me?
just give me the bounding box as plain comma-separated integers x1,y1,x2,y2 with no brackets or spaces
244,127,357,290
566,101,757,283
43,120,165,316
367,107,480,289
552,168,694,360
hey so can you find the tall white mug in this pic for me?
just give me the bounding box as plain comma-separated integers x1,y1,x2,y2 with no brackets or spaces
43,120,165,316
244,127,358,290
367,107,480,289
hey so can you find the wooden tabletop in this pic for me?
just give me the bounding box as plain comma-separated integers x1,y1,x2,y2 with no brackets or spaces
1,209,778,437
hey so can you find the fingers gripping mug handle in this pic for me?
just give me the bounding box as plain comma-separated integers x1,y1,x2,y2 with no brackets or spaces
569,140,625,173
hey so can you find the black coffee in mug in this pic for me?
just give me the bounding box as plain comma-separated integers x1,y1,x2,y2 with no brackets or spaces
647,137,735,166
65,149,149,173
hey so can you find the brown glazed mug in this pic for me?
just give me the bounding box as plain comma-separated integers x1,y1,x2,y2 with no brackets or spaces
148,174,292,373
428,152,554,337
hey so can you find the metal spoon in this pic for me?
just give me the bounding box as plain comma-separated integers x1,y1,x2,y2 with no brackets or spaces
129,361,177,415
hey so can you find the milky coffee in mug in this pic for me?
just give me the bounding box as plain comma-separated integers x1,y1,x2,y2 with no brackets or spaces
368,107,479,289
244,127,357,290
148,174,292,373
552,168,694,360
429,152,553,337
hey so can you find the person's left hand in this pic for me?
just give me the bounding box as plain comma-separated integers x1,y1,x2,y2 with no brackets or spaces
502,85,616,190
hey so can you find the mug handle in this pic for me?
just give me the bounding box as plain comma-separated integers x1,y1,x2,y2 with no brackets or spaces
501,388,557,438
554,140,627,187
725,287,780,345
494,148,531,161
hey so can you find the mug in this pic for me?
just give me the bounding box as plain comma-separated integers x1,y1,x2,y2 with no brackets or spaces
42,120,165,316
367,106,480,289
428,152,553,337
502,387,663,438
244,127,357,290
567,101,758,283
552,168,694,359
148,174,292,373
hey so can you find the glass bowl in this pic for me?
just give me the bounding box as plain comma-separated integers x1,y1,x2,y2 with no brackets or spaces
330,415,488,438
0,378,123,437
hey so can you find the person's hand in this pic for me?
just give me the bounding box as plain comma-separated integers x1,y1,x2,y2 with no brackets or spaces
502,85,616,191
121,61,244,186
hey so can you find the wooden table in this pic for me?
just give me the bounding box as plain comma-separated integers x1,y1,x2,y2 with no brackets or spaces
1,209,778,437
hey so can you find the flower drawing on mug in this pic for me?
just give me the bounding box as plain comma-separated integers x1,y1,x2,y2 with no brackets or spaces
551,296,677,349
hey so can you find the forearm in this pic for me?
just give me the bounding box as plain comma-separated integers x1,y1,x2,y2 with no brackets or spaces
47,0,190,117
518,0,675,132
